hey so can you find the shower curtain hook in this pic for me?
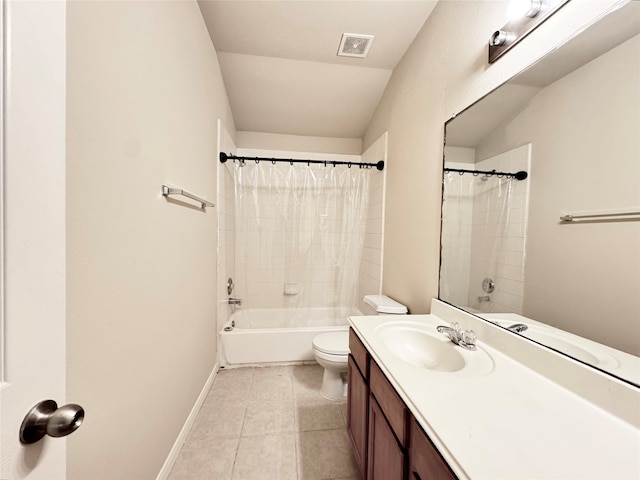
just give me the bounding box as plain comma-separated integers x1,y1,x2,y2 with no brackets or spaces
255,159,259,164
290,161,293,166
348,162,352,168
272,159,276,165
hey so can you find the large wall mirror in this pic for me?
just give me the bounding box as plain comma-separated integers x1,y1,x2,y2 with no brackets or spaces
440,0,640,387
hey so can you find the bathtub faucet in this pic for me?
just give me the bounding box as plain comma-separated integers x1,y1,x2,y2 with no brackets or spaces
228,297,242,306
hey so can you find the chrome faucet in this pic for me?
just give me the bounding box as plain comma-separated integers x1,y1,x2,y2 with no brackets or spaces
506,323,528,333
477,295,491,303
228,297,242,306
436,322,477,350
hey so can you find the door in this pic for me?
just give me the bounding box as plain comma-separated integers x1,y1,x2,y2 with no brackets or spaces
347,355,368,479
0,1,67,478
367,396,406,480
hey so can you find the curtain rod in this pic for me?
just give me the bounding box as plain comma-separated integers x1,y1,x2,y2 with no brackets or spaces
219,152,384,171
444,167,528,181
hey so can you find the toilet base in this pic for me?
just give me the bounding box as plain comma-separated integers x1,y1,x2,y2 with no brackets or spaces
320,368,347,401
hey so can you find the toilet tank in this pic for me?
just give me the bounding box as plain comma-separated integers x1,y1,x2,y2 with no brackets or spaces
362,294,408,315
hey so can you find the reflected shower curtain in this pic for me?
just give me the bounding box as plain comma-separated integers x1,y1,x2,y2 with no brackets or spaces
233,161,369,324
440,172,514,313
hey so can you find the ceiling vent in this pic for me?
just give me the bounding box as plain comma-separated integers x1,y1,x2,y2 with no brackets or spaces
337,34,375,58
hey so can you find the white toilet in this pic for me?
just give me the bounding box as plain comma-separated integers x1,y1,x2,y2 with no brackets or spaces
312,295,408,400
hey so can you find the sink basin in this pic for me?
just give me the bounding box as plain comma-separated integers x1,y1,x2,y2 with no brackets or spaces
373,321,494,376
378,325,465,372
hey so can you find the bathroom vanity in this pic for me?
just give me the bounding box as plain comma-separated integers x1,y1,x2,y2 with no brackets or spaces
347,300,640,479
347,328,455,480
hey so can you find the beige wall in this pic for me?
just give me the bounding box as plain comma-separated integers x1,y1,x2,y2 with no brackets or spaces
363,0,622,313
476,35,640,355
66,2,234,478
236,131,362,155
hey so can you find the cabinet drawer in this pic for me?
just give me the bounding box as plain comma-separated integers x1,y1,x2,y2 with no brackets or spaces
409,417,457,480
349,328,369,378
369,360,408,446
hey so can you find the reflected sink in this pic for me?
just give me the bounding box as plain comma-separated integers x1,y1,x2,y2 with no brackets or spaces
373,321,494,377
479,314,622,369
520,326,620,369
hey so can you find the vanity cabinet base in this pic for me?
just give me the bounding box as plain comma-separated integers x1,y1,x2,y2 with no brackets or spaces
348,327,458,480
409,418,457,480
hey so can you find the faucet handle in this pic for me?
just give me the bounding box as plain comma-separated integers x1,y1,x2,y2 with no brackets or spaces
460,329,477,350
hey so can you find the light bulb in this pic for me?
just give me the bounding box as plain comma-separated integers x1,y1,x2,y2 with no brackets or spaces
507,0,542,20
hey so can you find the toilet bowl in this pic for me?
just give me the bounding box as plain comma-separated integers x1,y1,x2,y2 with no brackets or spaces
313,332,350,400
312,295,408,400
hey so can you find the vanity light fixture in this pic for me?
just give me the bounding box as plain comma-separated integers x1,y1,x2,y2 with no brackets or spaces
489,0,571,63
507,0,542,20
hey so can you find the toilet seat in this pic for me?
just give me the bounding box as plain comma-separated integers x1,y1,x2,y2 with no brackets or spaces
312,332,349,355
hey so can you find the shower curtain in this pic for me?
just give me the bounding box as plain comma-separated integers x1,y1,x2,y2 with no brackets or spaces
233,160,370,324
440,171,515,313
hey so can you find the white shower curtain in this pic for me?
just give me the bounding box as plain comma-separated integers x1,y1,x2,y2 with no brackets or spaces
233,160,370,324
440,171,514,313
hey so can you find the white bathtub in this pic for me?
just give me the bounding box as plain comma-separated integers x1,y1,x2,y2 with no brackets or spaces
220,307,361,365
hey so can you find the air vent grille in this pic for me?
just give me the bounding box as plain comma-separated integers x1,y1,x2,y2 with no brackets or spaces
337,34,374,58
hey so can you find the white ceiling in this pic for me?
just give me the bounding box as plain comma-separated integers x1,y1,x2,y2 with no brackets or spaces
198,1,438,139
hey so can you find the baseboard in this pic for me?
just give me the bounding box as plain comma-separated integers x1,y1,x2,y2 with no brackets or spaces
156,363,219,480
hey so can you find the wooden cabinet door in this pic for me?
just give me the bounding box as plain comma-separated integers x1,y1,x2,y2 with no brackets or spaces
409,418,457,480
347,355,369,479
367,396,406,480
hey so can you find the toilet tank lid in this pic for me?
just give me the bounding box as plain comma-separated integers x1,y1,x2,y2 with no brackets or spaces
363,294,408,314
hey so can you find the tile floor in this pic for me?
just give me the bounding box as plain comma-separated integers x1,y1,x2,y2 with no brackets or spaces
168,364,359,480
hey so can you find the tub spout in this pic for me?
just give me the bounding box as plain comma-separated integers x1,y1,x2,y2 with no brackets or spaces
228,297,242,306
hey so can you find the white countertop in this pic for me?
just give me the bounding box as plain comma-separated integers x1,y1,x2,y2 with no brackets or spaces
349,308,640,479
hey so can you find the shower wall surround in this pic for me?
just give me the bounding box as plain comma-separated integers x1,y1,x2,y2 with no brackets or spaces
227,137,386,313
357,133,388,313
233,148,368,310
216,120,237,335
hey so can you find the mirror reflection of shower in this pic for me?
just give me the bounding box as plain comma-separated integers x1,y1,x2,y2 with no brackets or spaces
440,144,531,314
